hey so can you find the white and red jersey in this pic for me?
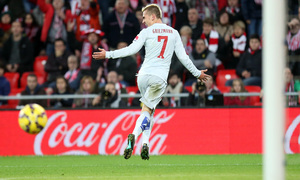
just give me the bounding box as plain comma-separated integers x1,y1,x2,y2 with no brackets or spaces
106,23,201,82
151,0,176,27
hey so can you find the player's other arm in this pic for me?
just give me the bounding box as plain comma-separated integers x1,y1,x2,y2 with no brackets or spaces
92,30,146,60
174,31,210,82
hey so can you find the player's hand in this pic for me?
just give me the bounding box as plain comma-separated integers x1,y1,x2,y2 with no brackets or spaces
92,48,106,60
198,69,210,82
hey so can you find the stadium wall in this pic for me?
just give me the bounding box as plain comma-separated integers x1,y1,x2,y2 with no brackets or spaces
0,108,299,156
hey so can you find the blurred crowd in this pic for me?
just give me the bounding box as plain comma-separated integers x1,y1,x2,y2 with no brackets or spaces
0,0,299,108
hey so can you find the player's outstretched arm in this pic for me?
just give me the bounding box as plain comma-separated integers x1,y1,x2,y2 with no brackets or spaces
198,69,211,82
92,48,106,60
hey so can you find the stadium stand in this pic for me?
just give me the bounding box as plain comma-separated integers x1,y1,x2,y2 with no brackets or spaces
245,86,261,106
0,88,24,109
4,72,20,89
33,56,48,82
216,69,239,87
20,72,46,89
126,86,139,106
218,86,231,93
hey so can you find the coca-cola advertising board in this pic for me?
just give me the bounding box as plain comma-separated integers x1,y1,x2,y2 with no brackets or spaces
0,108,299,156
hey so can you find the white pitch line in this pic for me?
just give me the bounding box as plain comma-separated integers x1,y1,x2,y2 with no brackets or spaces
0,163,263,168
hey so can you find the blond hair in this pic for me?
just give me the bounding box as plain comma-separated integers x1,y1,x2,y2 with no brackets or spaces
142,4,162,19
80,75,95,93
233,21,246,31
180,26,192,36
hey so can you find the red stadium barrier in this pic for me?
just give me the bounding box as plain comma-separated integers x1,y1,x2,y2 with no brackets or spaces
0,108,299,156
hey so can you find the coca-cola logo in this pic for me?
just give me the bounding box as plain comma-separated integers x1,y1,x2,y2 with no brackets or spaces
34,111,175,155
284,115,300,154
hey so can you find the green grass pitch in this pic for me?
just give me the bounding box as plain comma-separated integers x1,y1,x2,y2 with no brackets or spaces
0,154,300,180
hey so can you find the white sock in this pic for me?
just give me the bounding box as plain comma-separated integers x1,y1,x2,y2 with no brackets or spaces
142,113,154,146
132,111,150,140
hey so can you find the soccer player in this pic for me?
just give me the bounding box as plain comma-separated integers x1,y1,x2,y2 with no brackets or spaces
92,4,210,160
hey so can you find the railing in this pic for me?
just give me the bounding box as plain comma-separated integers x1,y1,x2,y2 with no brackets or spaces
0,92,298,100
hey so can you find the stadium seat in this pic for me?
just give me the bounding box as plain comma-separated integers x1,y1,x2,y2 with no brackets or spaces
20,72,45,89
0,88,24,109
216,69,239,87
33,56,48,81
185,86,192,93
126,86,138,94
245,86,261,106
218,86,231,93
4,72,20,89
126,86,139,106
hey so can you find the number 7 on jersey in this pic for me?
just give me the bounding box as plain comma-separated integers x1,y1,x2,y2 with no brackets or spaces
157,36,168,59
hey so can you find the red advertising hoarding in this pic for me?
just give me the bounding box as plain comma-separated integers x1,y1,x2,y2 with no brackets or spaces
0,108,299,156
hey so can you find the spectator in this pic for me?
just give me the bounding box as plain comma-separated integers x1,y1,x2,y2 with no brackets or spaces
241,0,262,37
201,17,227,61
221,0,244,24
64,55,82,91
204,76,220,94
127,0,147,11
67,23,106,79
44,38,72,87
135,7,146,30
287,18,300,55
72,0,101,42
19,73,47,107
0,0,26,20
186,80,206,107
92,82,127,108
102,0,140,49
180,26,193,55
151,0,176,27
37,0,72,55
287,18,300,76
228,34,262,86
163,73,187,107
224,78,250,106
218,0,228,11
298,7,300,20
185,38,216,85
23,0,37,13
0,11,12,55
96,71,128,102
108,71,126,91
285,67,298,106
188,0,218,20
0,61,10,106
174,0,189,31
214,10,233,44
236,34,261,86
288,0,299,15
98,0,110,21
184,8,203,42
22,12,43,56
3,20,34,74
73,75,96,108
50,76,73,108
228,20,247,69
107,41,137,86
